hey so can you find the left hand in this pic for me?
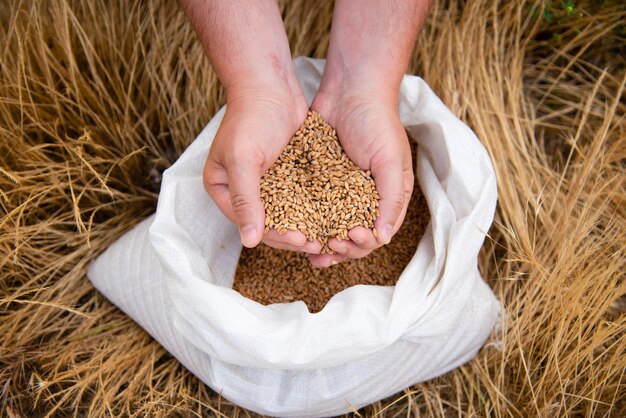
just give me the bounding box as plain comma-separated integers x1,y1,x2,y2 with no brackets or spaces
309,90,414,268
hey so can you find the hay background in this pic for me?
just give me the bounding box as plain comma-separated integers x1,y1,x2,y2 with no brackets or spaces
1,0,624,416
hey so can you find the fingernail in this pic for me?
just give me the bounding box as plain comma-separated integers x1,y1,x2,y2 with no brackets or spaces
380,224,393,244
335,246,347,254
240,225,257,248
352,237,364,245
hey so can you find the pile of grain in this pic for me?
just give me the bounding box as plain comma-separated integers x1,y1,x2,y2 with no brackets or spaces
260,110,379,254
234,137,429,312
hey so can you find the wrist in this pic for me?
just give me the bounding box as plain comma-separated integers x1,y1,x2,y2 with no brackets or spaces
227,68,302,99
225,72,308,133
319,66,398,100
313,78,398,128
225,58,305,107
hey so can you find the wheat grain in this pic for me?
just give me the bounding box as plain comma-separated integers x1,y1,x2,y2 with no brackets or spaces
235,137,429,312
260,110,380,254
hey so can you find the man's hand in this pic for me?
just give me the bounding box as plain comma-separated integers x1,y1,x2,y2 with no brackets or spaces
306,0,429,267
309,92,413,267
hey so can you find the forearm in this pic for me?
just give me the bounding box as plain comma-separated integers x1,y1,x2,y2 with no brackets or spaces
319,0,430,100
180,0,301,99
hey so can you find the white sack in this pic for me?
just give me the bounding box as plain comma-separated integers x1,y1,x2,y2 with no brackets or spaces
88,57,501,417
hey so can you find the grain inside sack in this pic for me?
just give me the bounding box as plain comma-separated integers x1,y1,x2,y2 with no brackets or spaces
234,113,429,313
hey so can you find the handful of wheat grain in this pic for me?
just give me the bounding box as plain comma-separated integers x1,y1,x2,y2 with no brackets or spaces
260,110,379,254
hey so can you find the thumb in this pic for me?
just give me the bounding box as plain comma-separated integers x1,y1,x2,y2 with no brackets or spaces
227,159,265,248
371,152,405,245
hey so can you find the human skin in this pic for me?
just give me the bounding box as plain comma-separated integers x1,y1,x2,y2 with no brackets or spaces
180,0,430,266
180,0,322,254
309,0,430,267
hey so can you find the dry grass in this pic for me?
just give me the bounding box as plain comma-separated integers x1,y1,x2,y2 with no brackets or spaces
1,0,624,417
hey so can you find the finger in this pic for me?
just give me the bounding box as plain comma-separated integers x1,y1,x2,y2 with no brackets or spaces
261,238,311,253
262,236,322,254
204,159,238,223
301,240,323,254
263,229,307,247
263,229,322,253
370,146,406,245
347,227,379,250
262,240,321,254
391,166,414,233
226,158,265,248
327,238,374,259
308,253,347,268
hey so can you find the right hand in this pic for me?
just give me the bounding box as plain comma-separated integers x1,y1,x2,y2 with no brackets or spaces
203,84,323,254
